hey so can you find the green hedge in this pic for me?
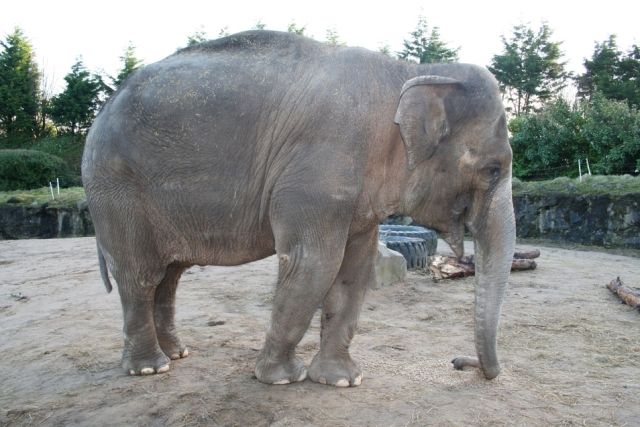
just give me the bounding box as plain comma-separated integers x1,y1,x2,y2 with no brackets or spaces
0,149,76,191
30,135,85,176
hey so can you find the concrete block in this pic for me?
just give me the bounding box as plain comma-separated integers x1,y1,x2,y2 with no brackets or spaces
373,241,407,289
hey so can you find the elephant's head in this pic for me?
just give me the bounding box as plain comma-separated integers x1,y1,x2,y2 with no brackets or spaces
394,69,515,379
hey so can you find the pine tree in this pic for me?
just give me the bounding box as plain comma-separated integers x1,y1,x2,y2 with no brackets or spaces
325,29,345,46
287,22,306,36
0,28,40,141
398,16,459,64
49,59,107,135
576,35,640,108
111,42,143,89
187,29,208,46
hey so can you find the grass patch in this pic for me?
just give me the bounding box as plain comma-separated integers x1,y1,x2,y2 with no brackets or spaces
512,175,640,196
0,186,85,208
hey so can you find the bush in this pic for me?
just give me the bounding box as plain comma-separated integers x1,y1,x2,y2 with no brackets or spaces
31,135,85,176
0,149,75,191
509,94,640,180
509,98,586,180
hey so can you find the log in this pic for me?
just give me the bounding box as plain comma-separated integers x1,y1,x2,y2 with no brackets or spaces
513,249,541,260
429,255,475,280
606,277,640,309
511,259,537,271
428,254,537,280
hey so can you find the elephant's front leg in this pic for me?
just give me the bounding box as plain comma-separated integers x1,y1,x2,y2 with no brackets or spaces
255,240,346,385
308,226,378,387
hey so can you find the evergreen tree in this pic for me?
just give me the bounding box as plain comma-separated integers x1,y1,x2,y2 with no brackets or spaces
253,20,266,30
576,35,640,108
325,29,345,46
398,16,459,64
49,59,107,135
0,28,40,140
378,44,392,57
111,42,143,89
489,23,570,116
287,22,306,36
187,29,208,46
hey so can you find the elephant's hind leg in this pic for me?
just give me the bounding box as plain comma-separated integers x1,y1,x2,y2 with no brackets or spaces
154,264,189,360
308,227,378,387
116,272,171,375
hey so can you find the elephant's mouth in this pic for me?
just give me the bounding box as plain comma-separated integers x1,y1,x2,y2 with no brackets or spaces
439,219,465,259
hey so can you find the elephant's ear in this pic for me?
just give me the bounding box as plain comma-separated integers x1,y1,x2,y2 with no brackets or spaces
394,75,461,170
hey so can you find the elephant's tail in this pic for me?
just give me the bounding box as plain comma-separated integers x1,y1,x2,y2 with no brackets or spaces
97,244,113,293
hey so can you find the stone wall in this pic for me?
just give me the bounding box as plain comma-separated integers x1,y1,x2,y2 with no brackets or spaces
513,193,640,249
0,204,94,239
1,194,640,249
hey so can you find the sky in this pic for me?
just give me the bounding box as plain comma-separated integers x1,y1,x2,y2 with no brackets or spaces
2,0,638,94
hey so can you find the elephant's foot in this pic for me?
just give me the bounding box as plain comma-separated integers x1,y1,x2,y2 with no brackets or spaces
308,353,363,387
157,333,189,360
122,347,171,376
451,356,480,371
255,352,307,385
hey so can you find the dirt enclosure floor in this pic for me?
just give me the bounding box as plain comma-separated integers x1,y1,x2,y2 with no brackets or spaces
1,237,639,426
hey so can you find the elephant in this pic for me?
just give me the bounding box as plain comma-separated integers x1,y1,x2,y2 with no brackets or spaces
82,30,515,386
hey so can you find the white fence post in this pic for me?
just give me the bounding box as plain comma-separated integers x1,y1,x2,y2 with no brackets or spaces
578,159,582,182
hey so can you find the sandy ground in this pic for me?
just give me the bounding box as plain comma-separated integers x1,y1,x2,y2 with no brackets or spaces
1,237,639,426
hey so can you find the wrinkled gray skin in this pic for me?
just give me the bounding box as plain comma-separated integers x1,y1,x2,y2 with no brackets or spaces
82,31,515,386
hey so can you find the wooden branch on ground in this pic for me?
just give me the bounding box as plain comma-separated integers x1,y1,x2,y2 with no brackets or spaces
429,252,538,280
606,277,640,310
513,249,541,260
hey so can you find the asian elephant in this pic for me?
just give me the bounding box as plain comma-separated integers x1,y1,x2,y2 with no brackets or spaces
82,30,515,386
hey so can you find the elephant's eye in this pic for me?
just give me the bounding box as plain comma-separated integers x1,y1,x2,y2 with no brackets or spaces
484,165,501,180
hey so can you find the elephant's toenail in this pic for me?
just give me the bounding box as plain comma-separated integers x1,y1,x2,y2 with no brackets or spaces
157,364,170,373
353,374,363,386
140,367,154,375
335,379,349,387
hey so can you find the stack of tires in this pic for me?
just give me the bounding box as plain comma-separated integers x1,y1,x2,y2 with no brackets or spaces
379,225,438,270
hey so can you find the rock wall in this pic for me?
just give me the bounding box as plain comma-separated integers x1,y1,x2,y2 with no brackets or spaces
0,204,94,239
513,193,640,249
1,194,639,249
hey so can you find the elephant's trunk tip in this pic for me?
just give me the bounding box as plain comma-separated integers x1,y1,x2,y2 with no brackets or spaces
481,363,501,380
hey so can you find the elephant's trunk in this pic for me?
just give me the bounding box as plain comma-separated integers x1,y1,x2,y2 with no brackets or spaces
471,178,515,379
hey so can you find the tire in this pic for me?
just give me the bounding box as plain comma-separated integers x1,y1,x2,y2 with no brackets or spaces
379,225,438,256
380,236,428,270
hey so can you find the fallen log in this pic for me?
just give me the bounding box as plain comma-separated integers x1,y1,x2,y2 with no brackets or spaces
513,249,541,260
429,254,537,280
511,259,538,271
606,277,640,309
429,255,475,280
